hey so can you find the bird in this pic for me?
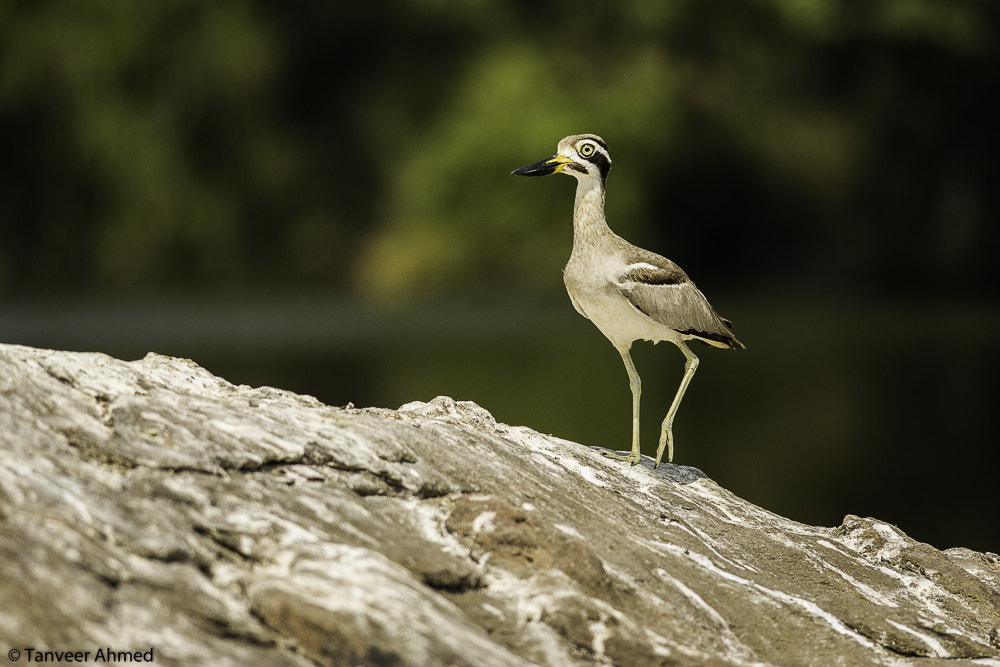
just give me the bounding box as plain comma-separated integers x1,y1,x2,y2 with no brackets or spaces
512,134,743,468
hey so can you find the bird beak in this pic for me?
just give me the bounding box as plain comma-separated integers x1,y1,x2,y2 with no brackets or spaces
511,154,574,177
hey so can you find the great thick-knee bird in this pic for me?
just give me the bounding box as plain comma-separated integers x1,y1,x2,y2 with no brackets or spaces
513,134,743,467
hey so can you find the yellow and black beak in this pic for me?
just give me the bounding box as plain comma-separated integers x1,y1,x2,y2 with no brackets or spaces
511,154,574,177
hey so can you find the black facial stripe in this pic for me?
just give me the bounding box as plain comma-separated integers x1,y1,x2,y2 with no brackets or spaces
585,151,611,183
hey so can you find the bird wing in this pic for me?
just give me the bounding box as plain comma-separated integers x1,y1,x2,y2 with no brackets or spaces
616,254,743,349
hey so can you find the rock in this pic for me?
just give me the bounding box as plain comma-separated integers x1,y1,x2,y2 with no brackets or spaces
0,342,998,666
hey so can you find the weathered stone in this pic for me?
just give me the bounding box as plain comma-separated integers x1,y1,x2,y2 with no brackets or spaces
1,343,998,666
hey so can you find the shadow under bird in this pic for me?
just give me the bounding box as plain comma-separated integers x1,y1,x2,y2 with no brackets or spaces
512,134,744,468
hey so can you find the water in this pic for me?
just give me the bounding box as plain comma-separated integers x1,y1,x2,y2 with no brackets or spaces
3,293,997,553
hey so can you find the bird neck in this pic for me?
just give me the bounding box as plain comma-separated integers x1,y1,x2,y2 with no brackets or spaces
572,178,612,243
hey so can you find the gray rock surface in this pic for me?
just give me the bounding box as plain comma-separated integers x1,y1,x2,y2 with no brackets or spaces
1,342,998,666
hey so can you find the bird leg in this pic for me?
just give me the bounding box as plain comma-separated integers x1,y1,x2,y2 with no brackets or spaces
602,346,642,465
655,342,699,467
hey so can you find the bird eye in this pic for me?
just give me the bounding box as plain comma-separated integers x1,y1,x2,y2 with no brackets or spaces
579,142,596,158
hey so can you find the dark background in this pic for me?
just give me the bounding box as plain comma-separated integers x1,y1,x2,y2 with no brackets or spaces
2,1,998,552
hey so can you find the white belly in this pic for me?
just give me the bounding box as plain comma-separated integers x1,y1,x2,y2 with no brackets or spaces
565,280,682,349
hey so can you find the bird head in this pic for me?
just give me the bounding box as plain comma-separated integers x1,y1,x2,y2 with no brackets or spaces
512,134,611,186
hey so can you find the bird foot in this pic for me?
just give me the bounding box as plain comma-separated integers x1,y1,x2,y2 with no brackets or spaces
601,450,641,466
655,430,674,469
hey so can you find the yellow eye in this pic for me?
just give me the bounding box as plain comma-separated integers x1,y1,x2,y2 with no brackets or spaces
579,142,596,158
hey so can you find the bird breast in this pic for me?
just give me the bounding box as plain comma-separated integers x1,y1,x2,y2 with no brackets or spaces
563,254,681,348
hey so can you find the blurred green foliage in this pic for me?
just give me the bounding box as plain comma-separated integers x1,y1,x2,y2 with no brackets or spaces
2,0,997,298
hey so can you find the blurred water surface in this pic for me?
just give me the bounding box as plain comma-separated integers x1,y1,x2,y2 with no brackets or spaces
3,293,996,553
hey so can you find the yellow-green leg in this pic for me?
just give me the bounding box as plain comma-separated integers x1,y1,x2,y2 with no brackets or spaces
602,346,642,465
655,342,699,467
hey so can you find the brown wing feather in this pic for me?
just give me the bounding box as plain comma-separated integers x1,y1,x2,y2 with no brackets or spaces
618,258,743,350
